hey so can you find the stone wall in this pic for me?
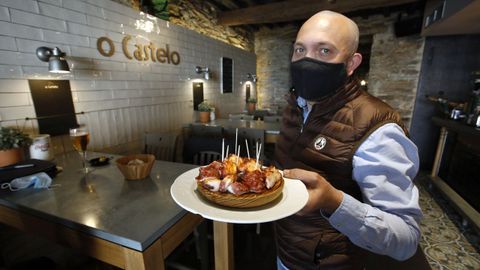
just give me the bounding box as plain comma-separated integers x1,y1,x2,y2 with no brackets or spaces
254,13,425,127
168,0,254,52
359,14,425,127
254,25,297,114
105,0,254,52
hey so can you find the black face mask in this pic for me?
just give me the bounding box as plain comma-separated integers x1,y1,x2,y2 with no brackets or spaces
291,57,348,101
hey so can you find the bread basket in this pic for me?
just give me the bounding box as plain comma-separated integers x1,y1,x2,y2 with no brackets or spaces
196,177,284,208
116,154,155,180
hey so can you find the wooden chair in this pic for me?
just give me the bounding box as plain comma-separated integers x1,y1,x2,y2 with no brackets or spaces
229,114,254,120
190,124,223,137
263,115,282,123
193,151,222,165
144,132,178,162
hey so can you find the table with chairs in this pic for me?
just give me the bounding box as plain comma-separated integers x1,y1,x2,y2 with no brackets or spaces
228,113,254,120
263,115,282,123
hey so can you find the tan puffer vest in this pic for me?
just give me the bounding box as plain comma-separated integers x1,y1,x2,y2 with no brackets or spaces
274,78,406,270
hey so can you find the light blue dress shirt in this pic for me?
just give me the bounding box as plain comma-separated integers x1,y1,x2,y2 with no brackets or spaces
279,97,423,266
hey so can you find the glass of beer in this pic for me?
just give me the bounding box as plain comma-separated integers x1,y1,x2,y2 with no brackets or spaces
70,126,91,173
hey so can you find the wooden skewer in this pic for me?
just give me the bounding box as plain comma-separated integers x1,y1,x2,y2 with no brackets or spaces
221,138,225,161
258,143,262,160
245,139,250,159
255,141,259,168
235,128,238,156
236,145,241,164
256,142,262,169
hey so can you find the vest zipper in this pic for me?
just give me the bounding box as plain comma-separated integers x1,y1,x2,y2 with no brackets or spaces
298,106,305,133
288,107,305,154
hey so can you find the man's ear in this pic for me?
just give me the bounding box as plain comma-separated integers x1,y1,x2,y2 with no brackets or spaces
346,53,362,76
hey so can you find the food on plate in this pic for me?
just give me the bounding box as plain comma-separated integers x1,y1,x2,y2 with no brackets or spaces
127,158,145,166
89,156,110,167
195,154,284,208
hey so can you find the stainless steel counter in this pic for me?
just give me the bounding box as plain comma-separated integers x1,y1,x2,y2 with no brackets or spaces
0,151,197,252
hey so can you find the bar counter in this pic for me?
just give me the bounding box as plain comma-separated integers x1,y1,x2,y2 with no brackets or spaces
430,116,480,231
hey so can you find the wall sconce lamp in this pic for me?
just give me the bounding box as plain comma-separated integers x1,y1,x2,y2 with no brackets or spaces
246,73,257,83
195,66,210,80
36,46,70,73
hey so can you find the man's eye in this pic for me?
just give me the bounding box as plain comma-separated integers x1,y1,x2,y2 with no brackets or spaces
320,48,330,55
294,47,305,54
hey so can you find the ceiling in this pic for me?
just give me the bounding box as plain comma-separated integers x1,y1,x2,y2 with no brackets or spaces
207,0,425,28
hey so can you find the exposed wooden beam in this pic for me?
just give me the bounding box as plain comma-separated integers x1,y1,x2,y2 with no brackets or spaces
210,0,240,10
218,0,421,26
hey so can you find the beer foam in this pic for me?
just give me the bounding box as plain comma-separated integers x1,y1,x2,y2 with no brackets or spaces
71,131,88,136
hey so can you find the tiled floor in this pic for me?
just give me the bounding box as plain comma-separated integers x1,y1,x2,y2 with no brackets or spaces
416,174,480,270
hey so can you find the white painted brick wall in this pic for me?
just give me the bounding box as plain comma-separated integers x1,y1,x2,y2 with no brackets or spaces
0,36,16,51
0,64,23,78
0,6,10,21
0,21,44,40
43,30,90,47
0,93,30,106
0,0,256,153
11,9,67,32
16,38,70,54
0,0,40,14
0,79,29,92
38,2,87,24
38,0,62,7
62,0,104,19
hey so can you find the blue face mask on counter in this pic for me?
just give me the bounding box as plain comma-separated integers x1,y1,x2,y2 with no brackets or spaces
1,172,52,191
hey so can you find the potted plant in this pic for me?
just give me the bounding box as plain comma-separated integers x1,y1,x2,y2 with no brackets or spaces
0,127,32,167
247,97,257,114
198,101,213,123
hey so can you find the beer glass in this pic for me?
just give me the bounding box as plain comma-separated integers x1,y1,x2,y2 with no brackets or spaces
69,126,91,173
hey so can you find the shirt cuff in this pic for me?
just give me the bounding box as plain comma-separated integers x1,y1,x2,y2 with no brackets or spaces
326,193,368,232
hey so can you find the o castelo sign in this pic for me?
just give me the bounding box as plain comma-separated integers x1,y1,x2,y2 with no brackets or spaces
97,35,180,65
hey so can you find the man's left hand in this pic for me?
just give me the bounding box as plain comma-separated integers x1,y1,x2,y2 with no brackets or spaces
283,168,344,215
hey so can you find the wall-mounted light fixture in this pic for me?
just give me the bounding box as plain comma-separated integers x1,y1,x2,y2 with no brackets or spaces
246,73,257,83
36,46,70,73
195,66,210,80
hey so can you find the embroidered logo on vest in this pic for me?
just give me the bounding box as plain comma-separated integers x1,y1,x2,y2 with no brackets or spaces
314,137,327,150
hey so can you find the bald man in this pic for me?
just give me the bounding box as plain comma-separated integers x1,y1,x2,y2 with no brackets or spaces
274,11,422,269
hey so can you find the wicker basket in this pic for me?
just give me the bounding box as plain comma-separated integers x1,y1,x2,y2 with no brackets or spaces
196,177,284,208
116,154,155,180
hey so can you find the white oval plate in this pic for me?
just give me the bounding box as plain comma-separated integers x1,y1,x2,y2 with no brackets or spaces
170,167,308,224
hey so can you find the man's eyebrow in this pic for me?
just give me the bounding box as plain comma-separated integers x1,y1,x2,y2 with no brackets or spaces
293,41,335,48
315,41,334,47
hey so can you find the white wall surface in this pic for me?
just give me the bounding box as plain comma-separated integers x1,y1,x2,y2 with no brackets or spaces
0,0,256,153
